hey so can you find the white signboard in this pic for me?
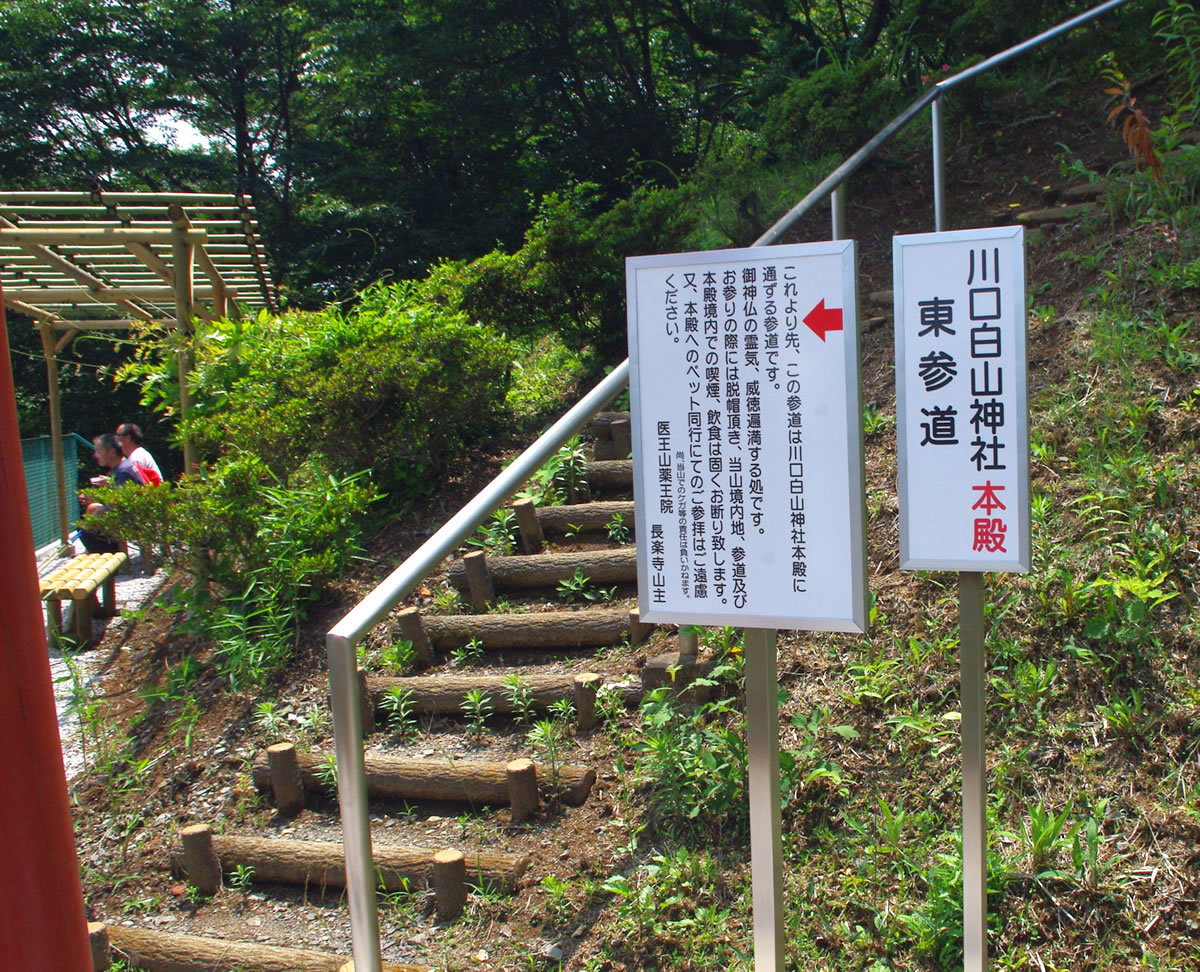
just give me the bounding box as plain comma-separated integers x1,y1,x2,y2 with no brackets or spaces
627,242,867,632
894,226,1030,572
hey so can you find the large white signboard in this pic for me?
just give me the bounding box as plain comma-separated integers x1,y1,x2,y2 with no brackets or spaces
894,226,1030,572
627,242,867,632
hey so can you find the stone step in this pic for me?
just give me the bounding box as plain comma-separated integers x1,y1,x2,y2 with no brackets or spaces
447,547,636,593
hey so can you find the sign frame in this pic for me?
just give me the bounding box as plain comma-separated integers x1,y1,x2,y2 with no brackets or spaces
627,241,868,632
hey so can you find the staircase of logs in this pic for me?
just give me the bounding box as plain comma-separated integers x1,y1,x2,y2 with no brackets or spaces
103,410,707,972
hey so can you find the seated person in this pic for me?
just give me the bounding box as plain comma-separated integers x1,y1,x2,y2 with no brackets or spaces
115,422,162,485
79,433,144,554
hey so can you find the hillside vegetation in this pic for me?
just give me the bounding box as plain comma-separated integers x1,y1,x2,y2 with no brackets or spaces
47,2,1200,969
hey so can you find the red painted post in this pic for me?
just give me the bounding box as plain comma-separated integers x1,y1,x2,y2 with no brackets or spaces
0,290,93,966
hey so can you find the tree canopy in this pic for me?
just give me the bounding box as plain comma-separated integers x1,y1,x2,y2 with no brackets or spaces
0,0,1095,304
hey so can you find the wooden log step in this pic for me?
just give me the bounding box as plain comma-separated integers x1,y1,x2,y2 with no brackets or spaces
420,607,631,650
252,749,596,806
369,671,644,722
1014,201,1093,225
446,547,636,592
585,459,632,490
100,923,429,971
172,833,528,893
536,500,634,533
588,411,631,433
370,671,574,714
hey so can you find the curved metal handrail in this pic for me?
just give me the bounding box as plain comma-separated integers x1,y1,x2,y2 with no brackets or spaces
330,0,1133,963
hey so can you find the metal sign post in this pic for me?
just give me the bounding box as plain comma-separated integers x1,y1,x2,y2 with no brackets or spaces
627,242,867,969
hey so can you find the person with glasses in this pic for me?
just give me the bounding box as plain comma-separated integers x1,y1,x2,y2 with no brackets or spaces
115,422,163,485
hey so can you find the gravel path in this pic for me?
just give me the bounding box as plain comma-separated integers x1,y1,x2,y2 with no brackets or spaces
38,542,171,780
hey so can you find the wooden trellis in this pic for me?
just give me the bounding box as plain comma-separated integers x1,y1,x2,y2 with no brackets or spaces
0,189,278,551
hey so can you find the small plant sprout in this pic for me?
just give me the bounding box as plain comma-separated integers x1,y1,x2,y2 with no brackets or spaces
528,717,570,791
229,863,256,899
382,638,416,671
380,685,419,735
451,637,485,667
556,568,595,603
605,512,631,544
315,753,339,797
504,673,537,724
254,701,288,738
463,689,494,737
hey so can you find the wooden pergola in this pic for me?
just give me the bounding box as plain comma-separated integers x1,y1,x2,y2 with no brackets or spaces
0,189,278,551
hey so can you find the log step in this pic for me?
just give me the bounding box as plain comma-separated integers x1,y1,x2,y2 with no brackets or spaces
535,500,634,534
368,670,641,717
252,749,596,807
172,832,528,893
589,411,632,460
97,923,429,971
419,607,634,650
447,547,636,592
1014,201,1094,225
585,458,632,490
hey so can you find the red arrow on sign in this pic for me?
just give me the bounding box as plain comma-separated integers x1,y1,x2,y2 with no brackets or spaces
803,299,844,342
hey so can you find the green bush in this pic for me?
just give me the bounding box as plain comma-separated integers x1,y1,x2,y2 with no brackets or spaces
762,56,901,162
119,282,514,502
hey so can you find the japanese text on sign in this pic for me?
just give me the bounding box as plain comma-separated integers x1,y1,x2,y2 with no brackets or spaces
894,226,1030,572
627,242,867,631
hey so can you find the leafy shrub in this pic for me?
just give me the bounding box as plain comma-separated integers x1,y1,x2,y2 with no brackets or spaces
762,56,901,162
118,282,514,503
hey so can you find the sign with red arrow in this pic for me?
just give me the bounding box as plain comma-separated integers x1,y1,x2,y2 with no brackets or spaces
804,298,844,341
626,240,866,633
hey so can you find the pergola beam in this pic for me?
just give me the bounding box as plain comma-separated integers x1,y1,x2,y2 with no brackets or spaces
0,191,239,203
0,228,207,246
10,286,233,303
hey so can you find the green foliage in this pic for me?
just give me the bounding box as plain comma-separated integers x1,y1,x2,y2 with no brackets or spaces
463,689,493,737
605,512,631,545
528,717,570,791
89,457,378,689
117,285,514,502
504,673,537,725
762,56,901,163
469,508,519,556
451,638,485,668
380,686,419,736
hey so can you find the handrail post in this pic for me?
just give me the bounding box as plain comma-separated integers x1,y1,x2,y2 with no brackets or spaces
831,186,847,241
931,95,947,232
327,631,381,972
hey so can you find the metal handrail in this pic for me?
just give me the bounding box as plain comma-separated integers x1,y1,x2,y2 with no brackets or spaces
329,0,1133,964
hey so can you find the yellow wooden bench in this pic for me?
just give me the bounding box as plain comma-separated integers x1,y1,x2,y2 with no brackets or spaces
39,552,128,648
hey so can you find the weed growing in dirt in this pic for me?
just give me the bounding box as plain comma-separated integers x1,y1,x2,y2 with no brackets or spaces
381,686,419,735
463,689,493,737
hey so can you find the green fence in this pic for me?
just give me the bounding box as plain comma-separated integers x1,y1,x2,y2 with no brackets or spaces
22,433,92,550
